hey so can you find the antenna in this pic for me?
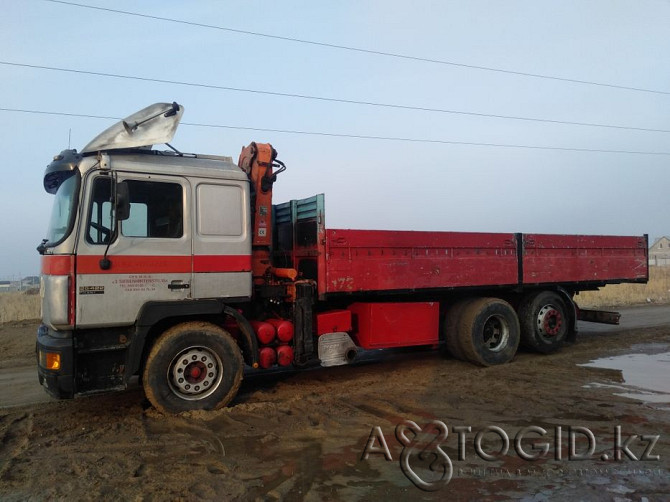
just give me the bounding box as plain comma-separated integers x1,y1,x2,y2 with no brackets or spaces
68,128,71,149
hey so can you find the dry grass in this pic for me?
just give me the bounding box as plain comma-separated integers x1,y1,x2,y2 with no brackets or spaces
576,266,670,308
0,292,41,323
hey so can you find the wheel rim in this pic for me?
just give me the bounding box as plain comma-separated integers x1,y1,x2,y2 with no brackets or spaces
482,314,510,352
167,346,223,401
536,304,563,339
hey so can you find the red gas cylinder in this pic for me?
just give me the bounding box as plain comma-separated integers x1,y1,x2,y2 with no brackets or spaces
267,319,294,343
259,347,277,369
250,321,276,345
276,345,294,367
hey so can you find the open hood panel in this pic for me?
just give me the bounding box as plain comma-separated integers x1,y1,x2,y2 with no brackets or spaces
81,102,183,154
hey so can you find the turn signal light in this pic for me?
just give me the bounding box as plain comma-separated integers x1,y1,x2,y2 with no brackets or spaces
46,352,61,371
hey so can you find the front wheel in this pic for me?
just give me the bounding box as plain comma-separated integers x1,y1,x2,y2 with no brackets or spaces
143,322,243,414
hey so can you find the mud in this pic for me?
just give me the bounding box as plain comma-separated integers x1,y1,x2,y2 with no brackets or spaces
1,312,669,501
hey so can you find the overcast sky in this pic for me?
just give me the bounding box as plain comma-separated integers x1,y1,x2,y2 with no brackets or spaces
1,0,669,278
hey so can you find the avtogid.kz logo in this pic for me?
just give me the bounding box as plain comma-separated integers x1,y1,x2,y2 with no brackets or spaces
361,420,661,492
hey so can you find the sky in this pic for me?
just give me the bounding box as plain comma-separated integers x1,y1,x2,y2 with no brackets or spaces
1,0,669,278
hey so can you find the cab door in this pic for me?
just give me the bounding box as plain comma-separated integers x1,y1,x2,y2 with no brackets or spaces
75,172,192,327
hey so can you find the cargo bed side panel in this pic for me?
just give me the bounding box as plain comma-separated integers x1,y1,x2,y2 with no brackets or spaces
522,234,648,285
325,229,518,294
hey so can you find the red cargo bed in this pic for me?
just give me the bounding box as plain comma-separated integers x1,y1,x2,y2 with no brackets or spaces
272,195,648,300
321,229,647,297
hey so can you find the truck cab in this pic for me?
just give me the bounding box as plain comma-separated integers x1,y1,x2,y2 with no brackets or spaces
38,103,257,400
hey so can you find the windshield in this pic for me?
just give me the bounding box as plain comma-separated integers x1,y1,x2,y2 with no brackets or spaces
45,171,80,247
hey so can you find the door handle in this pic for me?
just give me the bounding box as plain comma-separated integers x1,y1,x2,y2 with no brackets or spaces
168,280,190,290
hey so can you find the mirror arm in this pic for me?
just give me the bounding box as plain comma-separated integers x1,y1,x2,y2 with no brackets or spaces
99,173,119,270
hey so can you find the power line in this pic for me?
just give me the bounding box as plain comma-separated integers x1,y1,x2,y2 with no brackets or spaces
2,106,669,156
43,0,670,96
0,108,119,121
2,60,669,135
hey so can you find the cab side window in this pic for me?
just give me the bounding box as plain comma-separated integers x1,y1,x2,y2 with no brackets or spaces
87,178,183,244
122,180,183,238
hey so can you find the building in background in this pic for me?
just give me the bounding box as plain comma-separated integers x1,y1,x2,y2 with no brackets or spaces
0,276,40,293
649,237,670,267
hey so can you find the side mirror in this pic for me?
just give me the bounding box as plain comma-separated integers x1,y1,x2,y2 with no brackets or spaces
115,181,130,221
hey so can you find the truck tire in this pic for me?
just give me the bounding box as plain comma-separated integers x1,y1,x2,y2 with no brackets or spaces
518,291,570,354
143,321,243,414
457,297,520,366
443,299,473,360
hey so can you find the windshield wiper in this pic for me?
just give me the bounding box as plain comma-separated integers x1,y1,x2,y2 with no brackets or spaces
37,239,48,255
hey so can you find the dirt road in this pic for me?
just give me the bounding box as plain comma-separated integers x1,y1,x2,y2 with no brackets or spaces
1,306,669,500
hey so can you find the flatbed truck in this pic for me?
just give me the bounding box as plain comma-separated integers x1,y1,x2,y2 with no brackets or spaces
36,103,648,413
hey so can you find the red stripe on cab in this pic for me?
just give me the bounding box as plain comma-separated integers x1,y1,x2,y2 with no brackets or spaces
74,255,251,275
41,255,75,276
193,255,252,273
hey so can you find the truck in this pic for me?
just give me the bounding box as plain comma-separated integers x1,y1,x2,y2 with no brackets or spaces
36,103,649,413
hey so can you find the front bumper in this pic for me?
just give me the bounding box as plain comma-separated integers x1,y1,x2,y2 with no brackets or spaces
36,324,74,399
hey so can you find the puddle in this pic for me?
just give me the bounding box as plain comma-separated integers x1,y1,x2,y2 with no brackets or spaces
581,351,670,405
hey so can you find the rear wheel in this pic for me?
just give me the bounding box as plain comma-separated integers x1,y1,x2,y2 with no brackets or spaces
443,299,473,360
457,298,520,366
518,291,570,354
143,322,243,414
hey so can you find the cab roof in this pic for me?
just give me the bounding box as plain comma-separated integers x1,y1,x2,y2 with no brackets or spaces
83,150,248,182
